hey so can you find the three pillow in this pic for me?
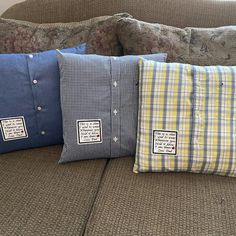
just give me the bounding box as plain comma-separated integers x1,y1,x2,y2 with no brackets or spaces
57,53,167,163
117,17,236,65
0,44,86,154
135,59,236,177
2,14,235,178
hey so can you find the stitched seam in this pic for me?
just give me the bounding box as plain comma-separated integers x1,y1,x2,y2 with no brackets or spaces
81,159,110,236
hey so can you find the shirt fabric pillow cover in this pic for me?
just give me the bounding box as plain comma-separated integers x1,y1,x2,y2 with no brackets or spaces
135,59,236,177
0,44,86,154
57,53,167,163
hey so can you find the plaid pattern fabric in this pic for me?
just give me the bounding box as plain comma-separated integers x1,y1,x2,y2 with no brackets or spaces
134,59,236,177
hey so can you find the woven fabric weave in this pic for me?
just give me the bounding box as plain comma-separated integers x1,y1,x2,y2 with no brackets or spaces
0,146,107,236
135,60,236,177
85,157,236,236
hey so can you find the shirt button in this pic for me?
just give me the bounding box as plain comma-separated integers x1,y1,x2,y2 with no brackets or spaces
33,79,38,84
113,81,118,87
112,57,118,60
29,54,34,59
41,131,46,136
113,109,118,115
113,137,118,143
37,106,42,111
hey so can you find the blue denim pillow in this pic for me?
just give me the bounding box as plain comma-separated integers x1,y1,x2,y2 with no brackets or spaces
57,53,167,163
0,44,86,154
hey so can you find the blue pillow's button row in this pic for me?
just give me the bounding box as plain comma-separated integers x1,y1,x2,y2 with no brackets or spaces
28,56,46,137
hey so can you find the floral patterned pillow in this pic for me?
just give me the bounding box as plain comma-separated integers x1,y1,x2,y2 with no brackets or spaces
0,13,131,55
86,13,132,56
117,18,236,65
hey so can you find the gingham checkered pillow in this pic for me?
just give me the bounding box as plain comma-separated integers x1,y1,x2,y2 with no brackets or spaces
135,59,236,177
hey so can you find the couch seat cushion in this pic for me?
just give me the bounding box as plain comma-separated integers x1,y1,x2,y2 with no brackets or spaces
85,157,236,236
0,146,107,236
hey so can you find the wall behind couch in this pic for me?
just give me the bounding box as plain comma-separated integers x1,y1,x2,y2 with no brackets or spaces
0,0,24,15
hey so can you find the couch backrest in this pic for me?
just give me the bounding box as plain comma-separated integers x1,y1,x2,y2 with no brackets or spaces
2,0,236,28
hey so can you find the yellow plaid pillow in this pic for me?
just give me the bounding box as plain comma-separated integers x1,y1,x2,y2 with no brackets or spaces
134,59,236,177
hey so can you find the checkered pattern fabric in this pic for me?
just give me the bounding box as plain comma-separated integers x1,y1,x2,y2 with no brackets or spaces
57,53,166,163
134,59,236,177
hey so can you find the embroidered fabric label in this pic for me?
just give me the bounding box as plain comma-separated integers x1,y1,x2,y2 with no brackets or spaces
153,130,178,155
0,116,28,141
77,119,102,145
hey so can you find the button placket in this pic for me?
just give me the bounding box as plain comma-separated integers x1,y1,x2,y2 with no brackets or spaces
192,72,203,169
27,54,46,137
110,57,121,157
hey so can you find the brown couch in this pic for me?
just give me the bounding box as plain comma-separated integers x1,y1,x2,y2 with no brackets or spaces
1,1,236,235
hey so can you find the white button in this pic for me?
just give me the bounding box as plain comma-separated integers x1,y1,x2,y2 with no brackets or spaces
113,137,118,142
29,54,34,59
112,57,118,60
33,80,38,84
41,131,46,135
113,109,118,115
37,106,42,111
113,81,118,87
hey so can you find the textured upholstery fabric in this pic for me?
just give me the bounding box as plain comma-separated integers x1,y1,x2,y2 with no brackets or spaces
57,53,166,163
2,0,236,28
135,60,236,177
0,145,107,236
0,16,106,53
85,13,132,56
117,18,236,65
0,14,129,55
0,44,85,154
85,157,236,236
